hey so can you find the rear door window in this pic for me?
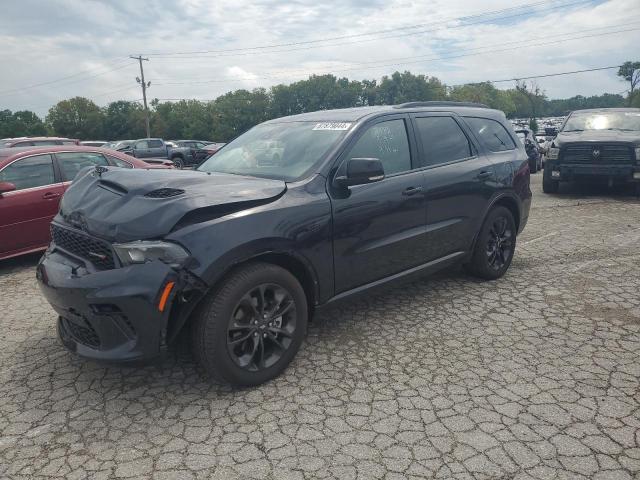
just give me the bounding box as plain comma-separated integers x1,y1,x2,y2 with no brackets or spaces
0,154,56,190
464,117,516,152
414,116,472,166
56,152,109,181
147,139,164,148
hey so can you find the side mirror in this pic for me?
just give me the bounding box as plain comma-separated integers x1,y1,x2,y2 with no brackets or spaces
335,158,385,188
0,181,16,195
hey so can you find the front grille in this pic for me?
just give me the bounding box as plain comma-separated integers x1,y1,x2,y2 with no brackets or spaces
51,224,115,270
562,144,633,164
61,317,100,348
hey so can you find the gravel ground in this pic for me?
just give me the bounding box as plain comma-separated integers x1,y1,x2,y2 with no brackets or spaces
1,174,639,480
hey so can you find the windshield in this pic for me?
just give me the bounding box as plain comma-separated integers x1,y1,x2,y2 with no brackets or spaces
197,121,349,181
563,111,640,132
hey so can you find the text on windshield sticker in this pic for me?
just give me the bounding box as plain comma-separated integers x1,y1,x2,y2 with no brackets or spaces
313,122,352,131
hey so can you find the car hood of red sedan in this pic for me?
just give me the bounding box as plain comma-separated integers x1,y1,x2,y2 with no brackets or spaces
57,167,286,242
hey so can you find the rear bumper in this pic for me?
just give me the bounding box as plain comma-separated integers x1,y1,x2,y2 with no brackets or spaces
547,161,640,181
37,250,179,362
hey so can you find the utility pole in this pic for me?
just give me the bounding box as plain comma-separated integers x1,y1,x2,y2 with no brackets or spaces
130,55,151,137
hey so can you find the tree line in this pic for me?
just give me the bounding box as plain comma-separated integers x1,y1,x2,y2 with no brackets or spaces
2,66,639,142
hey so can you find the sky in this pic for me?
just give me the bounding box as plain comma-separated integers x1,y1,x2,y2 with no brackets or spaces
0,0,639,117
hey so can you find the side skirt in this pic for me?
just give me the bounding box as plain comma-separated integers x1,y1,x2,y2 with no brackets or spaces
318,251,466,310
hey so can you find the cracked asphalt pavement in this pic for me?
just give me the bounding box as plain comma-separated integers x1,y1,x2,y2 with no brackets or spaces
1,174,640,479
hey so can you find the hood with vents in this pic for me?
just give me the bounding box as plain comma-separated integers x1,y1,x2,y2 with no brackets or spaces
57,167,286,242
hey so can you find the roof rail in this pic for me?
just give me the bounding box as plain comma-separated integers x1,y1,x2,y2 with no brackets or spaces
393,101,489,109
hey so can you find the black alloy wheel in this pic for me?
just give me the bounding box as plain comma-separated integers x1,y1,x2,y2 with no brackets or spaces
192,262,307,386
465,206,516,280
172,157,184,169
227,283,297,371
485,216,514,272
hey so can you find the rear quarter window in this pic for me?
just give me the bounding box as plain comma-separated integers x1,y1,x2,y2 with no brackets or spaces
148,140,164,148
465,117,516,152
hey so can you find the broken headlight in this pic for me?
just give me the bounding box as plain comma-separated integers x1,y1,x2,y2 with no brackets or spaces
113,241,189,267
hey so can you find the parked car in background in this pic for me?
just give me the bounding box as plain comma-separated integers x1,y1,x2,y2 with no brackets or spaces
167,140,213,168
119,138,169,159
80,140,108,147
193,142,226,163
2,137,80,147
515,129,543,173
0,146,172,261
37,101,531,386
544,108,640,193
103,140,134,151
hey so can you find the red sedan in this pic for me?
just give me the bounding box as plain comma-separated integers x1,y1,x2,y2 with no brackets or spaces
0,146,173,261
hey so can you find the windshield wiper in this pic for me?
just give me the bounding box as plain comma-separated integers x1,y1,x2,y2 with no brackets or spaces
563,129,584,132
604,128,636,132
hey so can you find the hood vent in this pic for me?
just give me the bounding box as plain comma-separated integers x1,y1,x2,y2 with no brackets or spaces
145,187,185,198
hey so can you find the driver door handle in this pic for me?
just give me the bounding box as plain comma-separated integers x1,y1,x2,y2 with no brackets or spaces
402,186,424,196
476,171,493,179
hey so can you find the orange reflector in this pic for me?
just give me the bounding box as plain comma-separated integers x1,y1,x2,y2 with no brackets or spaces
158,281,175,312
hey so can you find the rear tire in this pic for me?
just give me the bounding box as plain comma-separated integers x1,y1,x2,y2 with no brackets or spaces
529,157,538,174
543,167,559,193
466,206,516,280
191,263,307,386
172,156,184,169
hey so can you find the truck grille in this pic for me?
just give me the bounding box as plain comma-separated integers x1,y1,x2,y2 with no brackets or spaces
51,224,115,270
562,144,633,164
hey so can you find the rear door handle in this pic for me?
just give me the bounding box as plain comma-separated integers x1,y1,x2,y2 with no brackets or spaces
402,186,424,196
476,171,493,179
42,191,61,199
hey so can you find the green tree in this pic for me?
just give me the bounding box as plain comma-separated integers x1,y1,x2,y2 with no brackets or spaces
377,71,446,104
211,88,271,141
449,82,516,116
104,100,146,140
617,61,640,99
0,109,47,137
46,97,104,139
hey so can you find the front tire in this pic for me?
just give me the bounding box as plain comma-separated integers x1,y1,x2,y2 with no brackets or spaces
192,263,308,386
466,206,516,280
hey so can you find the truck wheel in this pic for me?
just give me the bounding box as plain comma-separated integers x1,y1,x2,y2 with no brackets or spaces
172,157,184,169
192,263,308,386
465,206,516,280
529,157,538,174
542,167,559,193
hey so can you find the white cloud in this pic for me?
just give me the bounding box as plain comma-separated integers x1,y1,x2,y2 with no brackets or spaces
0,0,638,116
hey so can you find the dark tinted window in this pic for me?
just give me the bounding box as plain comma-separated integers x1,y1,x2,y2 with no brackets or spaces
465,117,516,152
0,154,55,190
61,140,77,145
31,140,61,146
414,117,471,166
148,139,164,148
347,119,411,175
134,140,148,149
56,152,109,181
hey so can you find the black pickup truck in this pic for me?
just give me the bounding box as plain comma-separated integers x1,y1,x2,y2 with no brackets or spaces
544,108,640,193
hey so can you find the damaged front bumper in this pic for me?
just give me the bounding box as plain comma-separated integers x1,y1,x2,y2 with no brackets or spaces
37,248,207,363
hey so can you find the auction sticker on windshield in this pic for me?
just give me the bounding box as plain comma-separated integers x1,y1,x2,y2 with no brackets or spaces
313,122,352,131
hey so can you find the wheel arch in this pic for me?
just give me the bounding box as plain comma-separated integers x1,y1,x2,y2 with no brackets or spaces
469,193,521,255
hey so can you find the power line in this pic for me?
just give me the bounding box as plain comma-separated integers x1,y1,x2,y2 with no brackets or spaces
484,65,622,84
0,58,133,97
144,0,595,59
150,23,640,87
